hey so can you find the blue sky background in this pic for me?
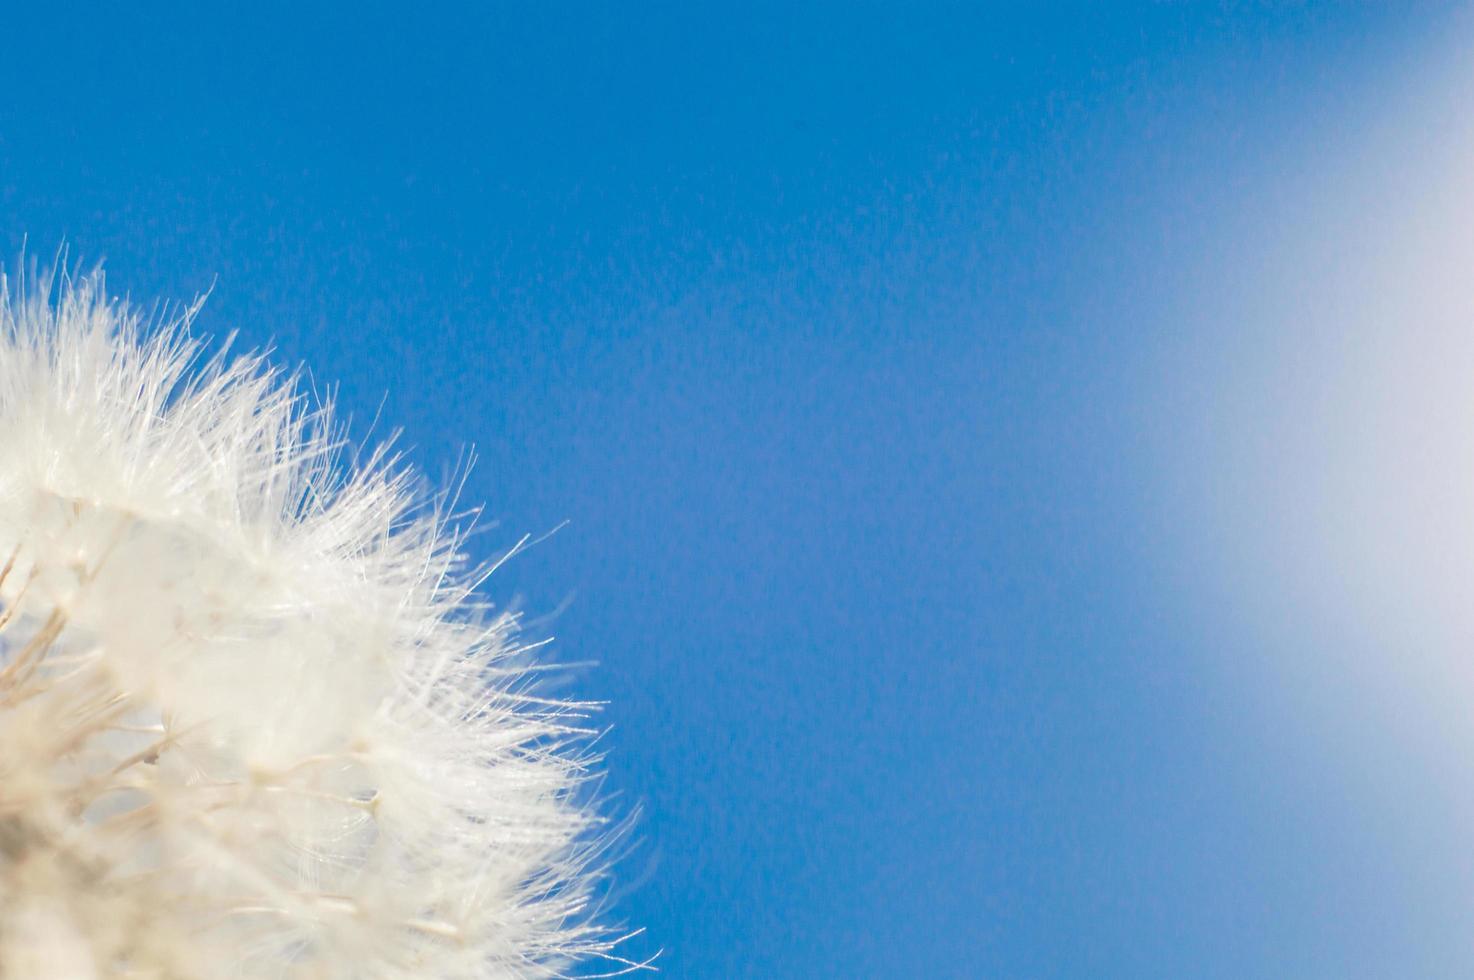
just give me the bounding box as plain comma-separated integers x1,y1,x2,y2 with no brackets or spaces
3,4,1473,976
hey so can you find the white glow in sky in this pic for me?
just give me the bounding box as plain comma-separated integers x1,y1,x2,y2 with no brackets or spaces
1159,27,1474,957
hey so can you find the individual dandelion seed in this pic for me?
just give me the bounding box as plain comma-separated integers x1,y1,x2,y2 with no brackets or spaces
0,268,641,978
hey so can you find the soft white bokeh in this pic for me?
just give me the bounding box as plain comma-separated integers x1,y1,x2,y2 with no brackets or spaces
1158,20,1474,919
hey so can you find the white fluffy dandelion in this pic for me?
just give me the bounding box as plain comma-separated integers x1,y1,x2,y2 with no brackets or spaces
0,268,634,978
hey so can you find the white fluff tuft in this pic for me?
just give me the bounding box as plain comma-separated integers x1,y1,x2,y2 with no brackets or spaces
0,268,634,978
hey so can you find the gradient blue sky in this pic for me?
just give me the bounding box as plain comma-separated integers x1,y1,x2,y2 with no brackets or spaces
3,4,1471,976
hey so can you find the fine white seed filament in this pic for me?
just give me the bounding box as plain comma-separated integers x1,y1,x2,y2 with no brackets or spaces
0,269,636,979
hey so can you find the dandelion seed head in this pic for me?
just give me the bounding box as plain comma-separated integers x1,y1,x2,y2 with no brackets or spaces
0,269,630,978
